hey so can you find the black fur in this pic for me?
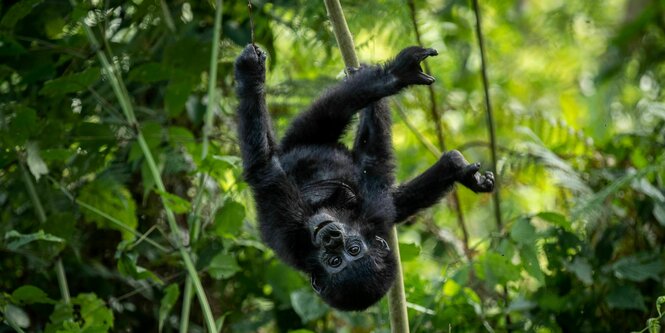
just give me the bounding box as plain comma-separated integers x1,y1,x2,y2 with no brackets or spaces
234,44,494,311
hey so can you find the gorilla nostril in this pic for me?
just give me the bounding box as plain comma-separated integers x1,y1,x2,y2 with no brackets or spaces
328,229,341,238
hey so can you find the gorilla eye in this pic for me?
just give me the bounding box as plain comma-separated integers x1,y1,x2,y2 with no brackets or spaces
328,256,342,267
375,236,390,250
348,245,361,256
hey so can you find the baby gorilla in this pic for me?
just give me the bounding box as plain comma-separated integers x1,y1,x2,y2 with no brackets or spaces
235,44,494,311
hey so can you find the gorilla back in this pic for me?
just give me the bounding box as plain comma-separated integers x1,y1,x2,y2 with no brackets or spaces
234,44,494,311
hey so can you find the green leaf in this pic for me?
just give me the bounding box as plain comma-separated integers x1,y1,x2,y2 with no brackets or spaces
26,142,49,180
266,261,305,304
535,212,572,230
207,253,241,280
214,200,245,238
158,284,180,333
45,293,114,333
510,218,537,245
0,0,43,29
79,178,138,240
520,244,544,284
653,204,665,227
290,289,328,323
4,230,64,251
4,304,30,329
128,62,171,83
607,285,646,311
474,252,521,285
610,254,665,282
657,296,665,316
565,257,593,285
165,78,196,117
155,189,191,214
40,67,101,96
648,318,661,333
6,105,37,146
398,242,421,261
12,285,55,305
117,252,162,283
633,178,665,202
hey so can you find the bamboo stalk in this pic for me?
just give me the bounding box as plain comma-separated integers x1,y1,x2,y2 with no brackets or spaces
322,1,409,331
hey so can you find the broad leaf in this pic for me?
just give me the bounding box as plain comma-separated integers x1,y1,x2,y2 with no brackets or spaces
12,285,55,305
208,253,241,280
214,199,245,238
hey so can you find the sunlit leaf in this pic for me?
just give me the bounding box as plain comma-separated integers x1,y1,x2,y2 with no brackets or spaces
26,142,48,180
535,212,572,230
653,204,665,227
155,189,191,214
45,293,114,332
214,199,245,238
398,242,421,261
4,304,30,328
79,178,138,240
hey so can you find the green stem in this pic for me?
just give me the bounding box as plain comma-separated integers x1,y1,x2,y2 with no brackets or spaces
181,1,224,331
471,0,502,230
70,2,217,331
322,1,409,331
20,163,71,304
55,260,71,304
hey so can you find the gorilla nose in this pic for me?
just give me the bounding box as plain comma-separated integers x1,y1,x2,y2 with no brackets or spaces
322,229,343,249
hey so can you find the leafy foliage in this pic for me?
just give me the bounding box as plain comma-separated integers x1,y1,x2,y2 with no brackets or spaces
1,0,664,332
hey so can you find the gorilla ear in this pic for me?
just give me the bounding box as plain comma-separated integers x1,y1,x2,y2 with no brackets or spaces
311,275,323,294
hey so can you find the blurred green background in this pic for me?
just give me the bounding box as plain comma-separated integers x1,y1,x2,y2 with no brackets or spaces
1,0,664,332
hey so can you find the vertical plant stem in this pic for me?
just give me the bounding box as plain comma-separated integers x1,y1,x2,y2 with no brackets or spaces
20,163,71,304
54,260,71,304
406,0,470,257
322,1,409,331
180,1,223,331
70,2,217,331
471,0,502,230
471,0,509,331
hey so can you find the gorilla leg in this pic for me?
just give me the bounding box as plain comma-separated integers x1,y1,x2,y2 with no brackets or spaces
393,150,494,223
352,99,395,192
